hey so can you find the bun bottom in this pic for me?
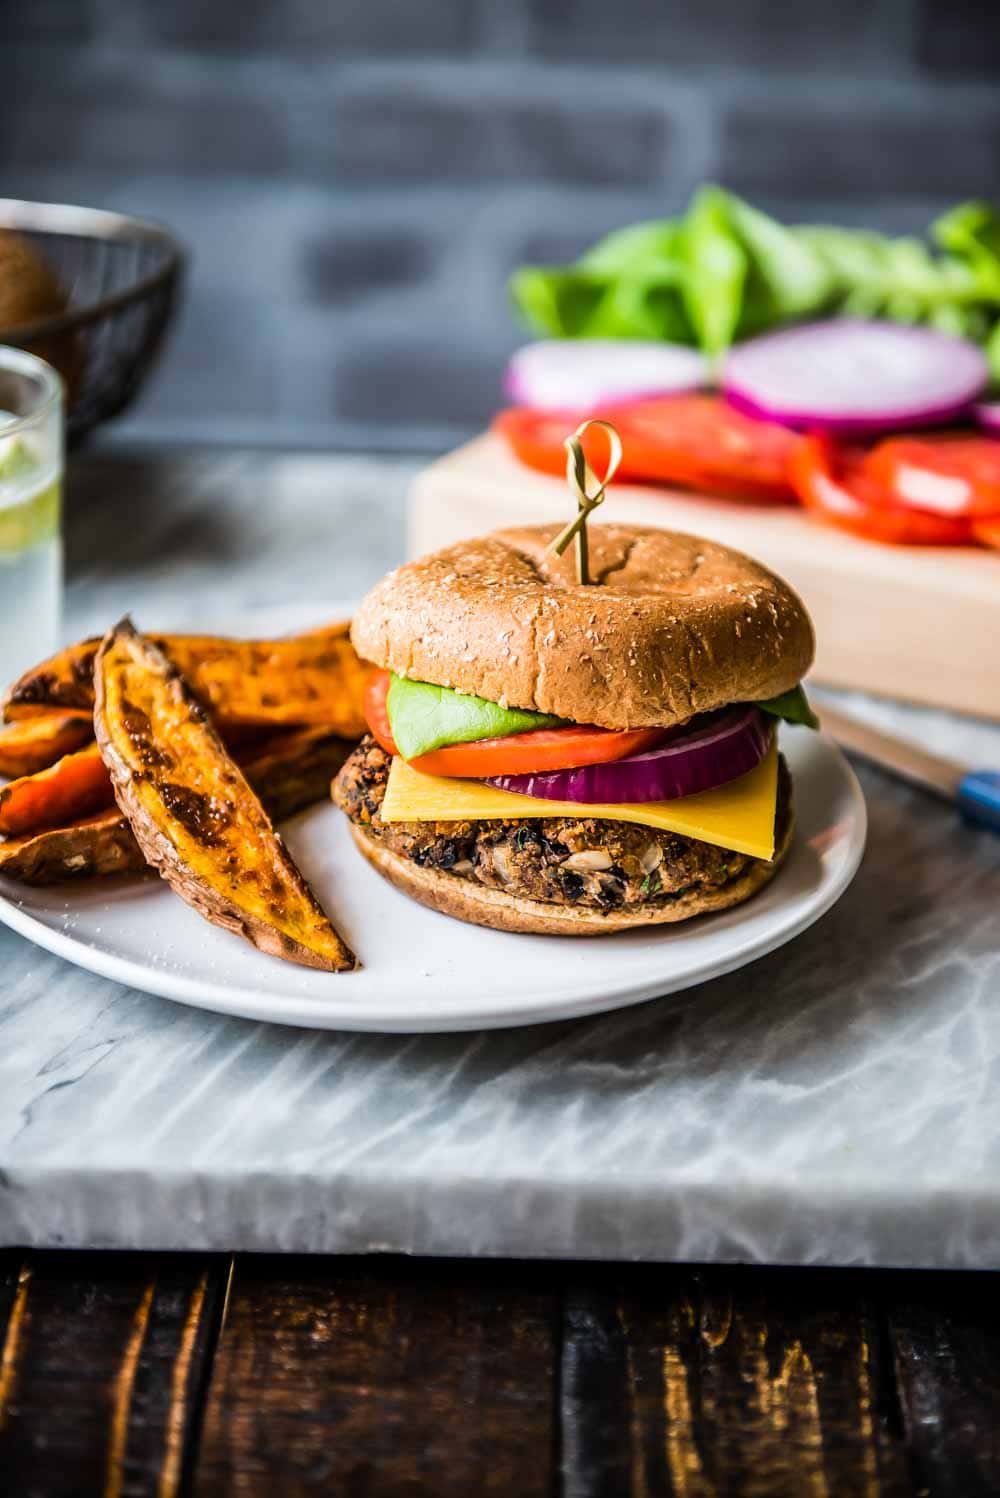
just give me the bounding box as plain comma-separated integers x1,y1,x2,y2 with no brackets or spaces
349,804,794,937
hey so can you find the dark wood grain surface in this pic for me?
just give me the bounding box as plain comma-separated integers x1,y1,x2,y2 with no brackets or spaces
0,1252,227,1498
562,1269,910,1498
2,1251,999,1497
195,1258,558,1498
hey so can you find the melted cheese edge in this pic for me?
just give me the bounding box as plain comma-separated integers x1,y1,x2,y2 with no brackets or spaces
380,738,778,861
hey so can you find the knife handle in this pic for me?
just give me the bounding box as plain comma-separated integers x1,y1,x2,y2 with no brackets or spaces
958,772,1000,833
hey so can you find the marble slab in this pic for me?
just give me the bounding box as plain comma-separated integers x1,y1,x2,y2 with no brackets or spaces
1,448,999,1267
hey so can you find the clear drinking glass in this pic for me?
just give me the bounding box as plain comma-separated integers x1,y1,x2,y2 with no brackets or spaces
0,347,63,686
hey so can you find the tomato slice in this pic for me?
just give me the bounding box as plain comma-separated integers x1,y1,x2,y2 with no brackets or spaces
789,435,974,546
494,394,798,503
363,670,665,777
364,669,400,756
863,434,1000,519
610,394,799,502
493,406,587,479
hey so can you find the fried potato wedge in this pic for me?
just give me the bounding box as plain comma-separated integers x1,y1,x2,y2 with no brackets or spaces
0,711,94,777
0,743,113,835
94,621,356,971
0,728,354,886
0,724,351,845
236,728,356,823
5,623,370,736
0,807,145,884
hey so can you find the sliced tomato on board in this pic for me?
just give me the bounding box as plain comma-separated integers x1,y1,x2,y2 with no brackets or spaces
363,670,665,777
863,434,1000,519
973,518,1000,549
493,407,590,480
789,436,975,546
609,394,799,502
494,394,798,503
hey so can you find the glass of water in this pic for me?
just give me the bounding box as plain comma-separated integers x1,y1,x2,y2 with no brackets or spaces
0,347,63,688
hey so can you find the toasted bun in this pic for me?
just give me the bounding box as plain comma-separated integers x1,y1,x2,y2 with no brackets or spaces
352,525,813,729
349,807,793,937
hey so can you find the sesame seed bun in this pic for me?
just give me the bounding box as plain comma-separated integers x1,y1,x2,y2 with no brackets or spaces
351,524,814,730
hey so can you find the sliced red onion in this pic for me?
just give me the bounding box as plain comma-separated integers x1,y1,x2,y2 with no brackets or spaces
504,339,708,411
723,320,989,434
485,706,772,805
974,401,1000,436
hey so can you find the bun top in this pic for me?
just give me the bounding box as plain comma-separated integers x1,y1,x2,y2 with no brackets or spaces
351,524,814,729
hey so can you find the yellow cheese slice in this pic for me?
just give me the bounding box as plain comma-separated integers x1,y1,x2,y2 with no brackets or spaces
380,738,778,861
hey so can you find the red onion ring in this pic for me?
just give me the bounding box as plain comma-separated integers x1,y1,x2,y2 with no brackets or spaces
505,339,708,411
485,705,773,804
723,320,989,434
974,401,1000,436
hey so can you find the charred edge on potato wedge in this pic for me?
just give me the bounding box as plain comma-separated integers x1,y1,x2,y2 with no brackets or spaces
0,729,356,887
5,625,371,738
93,619,357,972
0,808,147,883
0,725,347,842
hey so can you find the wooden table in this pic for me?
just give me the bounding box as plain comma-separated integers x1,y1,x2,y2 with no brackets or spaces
2,1248,999,1495
2,447,999,1493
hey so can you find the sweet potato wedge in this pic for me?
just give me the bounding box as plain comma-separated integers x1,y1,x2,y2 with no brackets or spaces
0,724,349,845
236,728,356,823
0,807,145,883
0,728,355,886
94,620,356,971
0,711,94,777
0,743,113,835
5,624,370,736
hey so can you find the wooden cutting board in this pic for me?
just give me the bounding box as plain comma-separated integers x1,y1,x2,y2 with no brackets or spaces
409,433,1000,721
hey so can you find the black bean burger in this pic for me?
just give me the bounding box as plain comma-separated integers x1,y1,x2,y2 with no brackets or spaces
333,524,816,936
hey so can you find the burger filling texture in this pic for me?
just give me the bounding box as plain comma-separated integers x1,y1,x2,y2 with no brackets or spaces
385,673,816,759
333,668,809,913
334,737,793,913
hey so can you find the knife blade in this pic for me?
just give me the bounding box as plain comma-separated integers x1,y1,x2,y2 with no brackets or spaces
817,703,1000,833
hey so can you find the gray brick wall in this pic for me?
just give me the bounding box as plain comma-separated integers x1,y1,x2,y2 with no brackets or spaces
1,0,997,452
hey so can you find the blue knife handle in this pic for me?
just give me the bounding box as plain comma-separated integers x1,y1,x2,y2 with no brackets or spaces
958,772,1000,833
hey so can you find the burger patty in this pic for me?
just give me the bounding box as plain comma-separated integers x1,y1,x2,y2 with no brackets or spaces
334,736,791,914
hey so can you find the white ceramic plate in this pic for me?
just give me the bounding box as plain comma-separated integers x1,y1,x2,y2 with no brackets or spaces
0,607,865,1033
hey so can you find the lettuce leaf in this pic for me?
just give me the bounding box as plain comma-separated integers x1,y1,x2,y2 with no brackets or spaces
755,684,819,730
387,675,565,761
509,188,1000,374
